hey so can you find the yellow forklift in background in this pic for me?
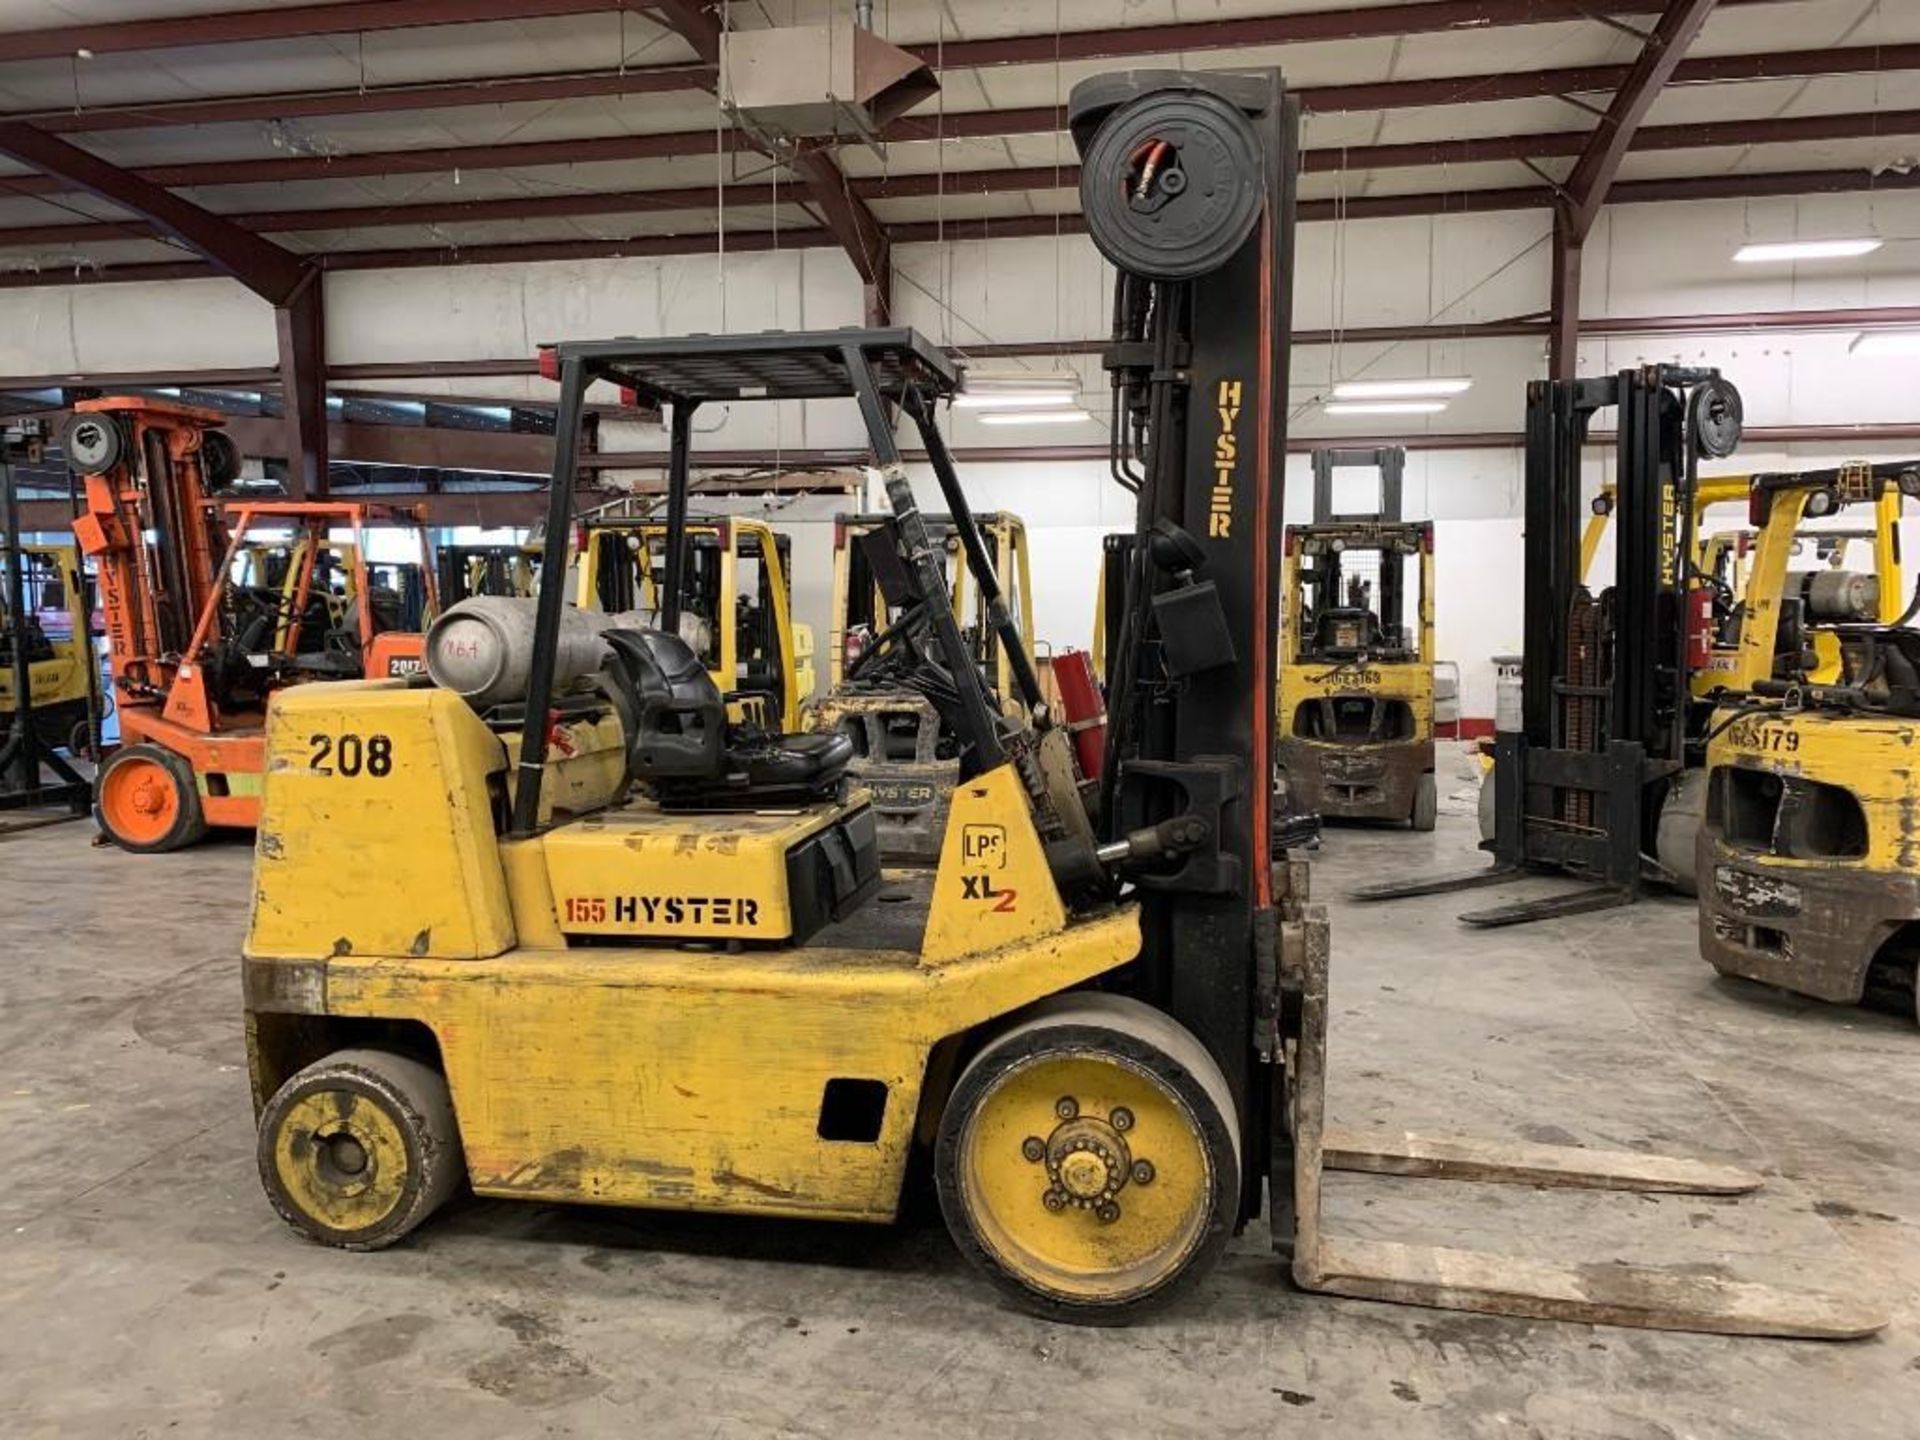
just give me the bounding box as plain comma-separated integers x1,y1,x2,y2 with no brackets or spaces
241,70,1878,1338
1580,473,1753,582
237,536,433,660
813,508,1034,862
1470,467,1906,887
1697,460,1920,1022
435,541,542,604
1655,469,1904,894
576,511,812,733
0,540,95,758
1277,447,1436,831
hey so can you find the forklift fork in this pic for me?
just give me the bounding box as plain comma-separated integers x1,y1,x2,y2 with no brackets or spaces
1282,898,1887,1338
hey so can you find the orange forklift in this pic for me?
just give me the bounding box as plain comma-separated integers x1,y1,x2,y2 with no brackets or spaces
64,397,436,852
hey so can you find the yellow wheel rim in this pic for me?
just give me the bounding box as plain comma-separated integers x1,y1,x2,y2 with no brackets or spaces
271,1089,412,1236
958,1052,1214,1303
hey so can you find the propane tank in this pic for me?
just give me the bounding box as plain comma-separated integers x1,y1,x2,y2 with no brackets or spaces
1051,648,1107,780
1685,587,1714,670
1800,568,1878,623
1492,653,1523,734
426,596,641,709
843,625,872,675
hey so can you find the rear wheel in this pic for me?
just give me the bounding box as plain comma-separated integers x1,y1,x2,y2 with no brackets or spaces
257,1048,464,1250
1411,772,1438,832
935,994,1240,1324
94,743,206,852
1656,769,1704,897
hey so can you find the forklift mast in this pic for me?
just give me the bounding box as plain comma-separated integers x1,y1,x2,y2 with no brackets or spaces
1301,446,1414,658
1525,372,1688,769
65,398,238,703
1076,68,1297,1209
1478,367,1742,914
1310,445,1404,523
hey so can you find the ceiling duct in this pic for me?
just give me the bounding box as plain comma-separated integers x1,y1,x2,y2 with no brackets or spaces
720,19,939,145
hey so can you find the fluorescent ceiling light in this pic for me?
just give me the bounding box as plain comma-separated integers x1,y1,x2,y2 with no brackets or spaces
1849,331,1920,357
952,391,1080,409
1331,377,1472,400
977,408,1094,426
1733,238,1882,263
1323,400,1448,416
959,367,1078,402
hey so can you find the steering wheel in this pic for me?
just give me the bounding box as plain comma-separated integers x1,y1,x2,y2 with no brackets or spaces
847,602,933,683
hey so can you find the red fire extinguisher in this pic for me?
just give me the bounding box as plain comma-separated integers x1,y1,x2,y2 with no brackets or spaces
1052,649,1107,780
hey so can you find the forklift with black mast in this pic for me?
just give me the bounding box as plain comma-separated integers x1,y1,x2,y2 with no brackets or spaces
239,69,1875,1336
1351,368,1745,924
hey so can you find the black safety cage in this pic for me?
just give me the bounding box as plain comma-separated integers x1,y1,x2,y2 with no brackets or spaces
512,327,1043,838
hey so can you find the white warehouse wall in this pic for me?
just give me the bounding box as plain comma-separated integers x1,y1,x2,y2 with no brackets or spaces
1,189,1917,714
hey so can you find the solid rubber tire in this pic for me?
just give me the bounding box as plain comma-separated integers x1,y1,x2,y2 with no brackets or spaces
1412,772,1438,832
93,743,207,853
935,993,1240,1325
257,1047,463,1251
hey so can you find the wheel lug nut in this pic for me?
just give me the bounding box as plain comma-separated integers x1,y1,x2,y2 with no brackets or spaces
1132,1159,1155,1186
1111,1107,1133,1132
1021,1136,1046,1163
1055,1096,1078,1120
1042,1188,1067,1212
1095,1202,1120,1225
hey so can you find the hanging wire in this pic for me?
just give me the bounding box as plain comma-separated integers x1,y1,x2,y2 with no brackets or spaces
716,0,731,331
1330,142,1349,386
1051,0,1064,359
773,161,781,473
936,6,947,344
1289,232,1549,426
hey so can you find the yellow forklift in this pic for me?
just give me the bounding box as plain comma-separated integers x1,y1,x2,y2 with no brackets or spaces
237,536,433,664
2,431,97,821
1276,447,1436,830
0,540,95,759
1696,460,1920,1021
436,542,541,604
813,509,1034,862
1476,472,1896,871
576,511,812,733
238,72,1877,1337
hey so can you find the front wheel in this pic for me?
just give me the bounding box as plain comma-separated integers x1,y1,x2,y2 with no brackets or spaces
935,994,1240,1324
257,1048,464,1250
1411,772,1438,832
94,743,206,852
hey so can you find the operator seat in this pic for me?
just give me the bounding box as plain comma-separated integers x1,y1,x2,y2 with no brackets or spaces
602,628,852,808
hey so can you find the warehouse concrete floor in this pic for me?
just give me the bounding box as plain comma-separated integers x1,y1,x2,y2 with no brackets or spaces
3,751,1917,1439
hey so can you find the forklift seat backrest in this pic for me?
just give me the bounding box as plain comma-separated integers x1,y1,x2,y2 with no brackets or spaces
604,627,856,803
604,628,728,781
